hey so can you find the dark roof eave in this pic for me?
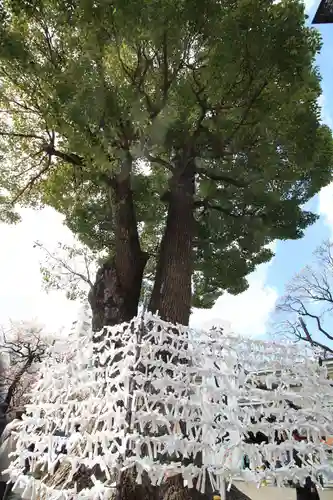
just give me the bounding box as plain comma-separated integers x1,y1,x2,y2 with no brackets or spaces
312,0,333,23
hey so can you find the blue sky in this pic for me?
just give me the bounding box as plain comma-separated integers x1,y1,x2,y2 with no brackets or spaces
262,5,333,347
266,197,327,294
0,0,333,339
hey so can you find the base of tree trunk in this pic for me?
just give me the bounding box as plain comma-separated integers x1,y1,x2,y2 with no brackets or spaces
115,470,158,500
88,253,147,332
296,481,320,500
114,470,253,500
227,484,253,500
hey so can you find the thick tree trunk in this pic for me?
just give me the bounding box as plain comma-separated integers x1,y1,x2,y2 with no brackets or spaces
292,448,320,500
86,161,252,500
88,175,148,331
149,163,195,325
83,170,156,500
148,162,199,500
148,163,252,500
0,357,7,437
86,171,155,499
296,483,320,500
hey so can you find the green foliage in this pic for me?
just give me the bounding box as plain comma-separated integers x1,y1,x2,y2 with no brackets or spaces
0,0,332,308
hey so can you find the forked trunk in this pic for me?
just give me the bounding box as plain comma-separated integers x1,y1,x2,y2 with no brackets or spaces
296,484,320,500
86,162,253,500
294,456,320,500
88,175,148,331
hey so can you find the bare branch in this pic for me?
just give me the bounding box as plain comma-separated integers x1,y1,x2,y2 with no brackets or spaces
297,318,333,355
298,304,333,342
0,325,48,415
274,240,333,355
0,131,45,141
34,241,94,288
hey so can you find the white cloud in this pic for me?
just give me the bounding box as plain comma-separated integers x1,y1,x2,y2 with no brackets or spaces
0,207,79,333
191,249,278,337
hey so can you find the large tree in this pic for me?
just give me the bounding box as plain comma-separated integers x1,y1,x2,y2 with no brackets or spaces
0,0,332,330
0,322,48,435
0,1,332,499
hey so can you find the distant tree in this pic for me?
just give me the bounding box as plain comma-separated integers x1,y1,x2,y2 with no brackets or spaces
0,323,48,433
275,239,333,357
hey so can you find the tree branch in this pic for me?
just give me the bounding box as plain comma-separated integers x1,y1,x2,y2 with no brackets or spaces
195,199,264,220
299,304,333,342
83,252,92,286
225,80,269,147
298,317,333,355
2,357,33,412
275,240,333,354
195,199,239,218
196,166,247,188
0,131,45,141
160,30,171,107
146,153,173,171
4,98,40,115
45,145,84,166
0,329,47,415
11,153,52,203
11,150,46,178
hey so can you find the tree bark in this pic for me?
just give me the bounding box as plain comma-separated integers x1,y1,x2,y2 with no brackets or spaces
86,161,252,500
148,163,252,500
88,175,148,331
294,454,320,500
85,170,154,499
148,161,199,500
149,162,195,325
296,483,320,500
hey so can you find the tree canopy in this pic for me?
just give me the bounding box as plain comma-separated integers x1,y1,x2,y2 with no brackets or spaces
0,0,332,311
